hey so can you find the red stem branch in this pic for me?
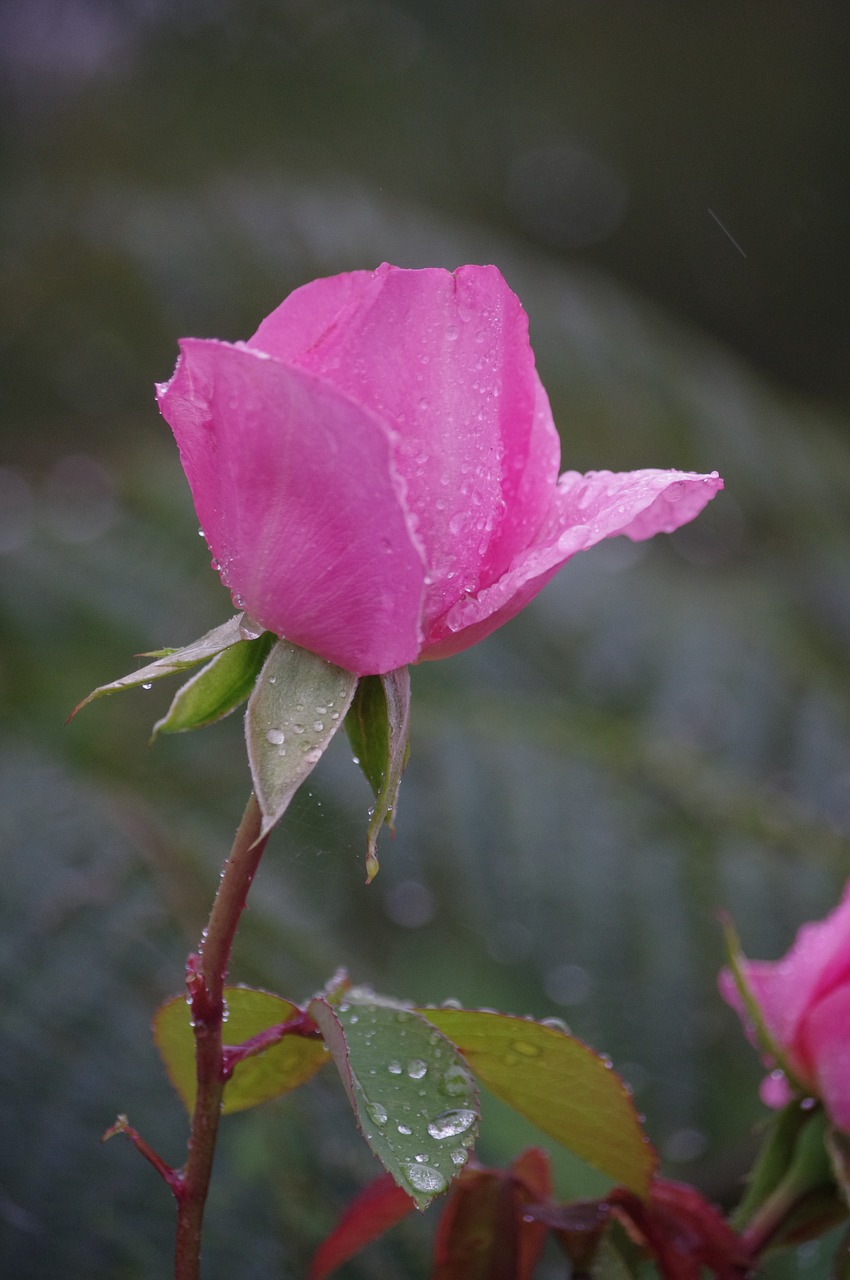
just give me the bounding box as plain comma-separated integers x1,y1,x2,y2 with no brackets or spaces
173,793,270,1280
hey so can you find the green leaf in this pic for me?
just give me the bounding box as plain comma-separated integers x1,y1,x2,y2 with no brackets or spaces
69,614,250,717
308,989,480,1211
421,1008,656,1198
245,640,358,838
152,631,275,738
345,668,411,881
153,986,329,1115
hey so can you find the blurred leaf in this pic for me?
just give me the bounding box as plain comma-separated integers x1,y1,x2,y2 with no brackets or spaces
309,1173,415,1280
70,613,249,716
432,1154,551,1280
345,668,411,881
245,641,357,837
422,1009,655,1197
153,986,328,1115
308,991,479,1210
152,631,275,737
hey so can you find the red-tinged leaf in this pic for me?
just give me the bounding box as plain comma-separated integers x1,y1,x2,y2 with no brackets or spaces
432,1155,551,1280
153,986,328,1115
510,1147,553,1202
309,1173,415,1280
611,1180,751,1280
421,1007,656,1197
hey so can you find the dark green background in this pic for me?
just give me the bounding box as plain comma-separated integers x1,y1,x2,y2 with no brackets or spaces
2,3,850,1276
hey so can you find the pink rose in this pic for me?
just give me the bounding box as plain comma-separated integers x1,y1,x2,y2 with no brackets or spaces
719,883,850,1133
157,263,723,676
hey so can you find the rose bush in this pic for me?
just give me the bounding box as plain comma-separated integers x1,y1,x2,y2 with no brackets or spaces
157,263,723,675
720,882,850,1134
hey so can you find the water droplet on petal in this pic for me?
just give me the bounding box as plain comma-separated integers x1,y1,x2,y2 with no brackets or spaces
510,1040,541,1057
450,1147,469,1166
407,1059,427,1080
387,1060,403,1075
397,1124,412,1135
266,728,285,745
141,682,153,691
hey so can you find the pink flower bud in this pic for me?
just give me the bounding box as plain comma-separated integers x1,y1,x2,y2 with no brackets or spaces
157,263,723,675
719,883,850,1134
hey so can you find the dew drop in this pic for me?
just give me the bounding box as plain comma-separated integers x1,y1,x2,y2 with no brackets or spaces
510,1040,541,1058
407,1059,428,1080
403,1163,447,1195
397,1124,412,1135
427,1108,476,1140
313,721,324,732
541,1017,570,1035
387,1060,403,1075
450,1147,469,1166
366,1102,388,1127
439,1064,473,1098
141,682,153,691
266,728,285,746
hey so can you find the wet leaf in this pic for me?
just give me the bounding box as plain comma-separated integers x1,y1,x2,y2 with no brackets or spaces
69,614,249,717
308,989,480,1210
245,640,358,837
153,986,328,1115
345,668,411,881
309,1173,415,1280
422,1008,656,1197
152,631,275,737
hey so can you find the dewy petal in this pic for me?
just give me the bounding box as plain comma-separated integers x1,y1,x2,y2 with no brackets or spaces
422,468,723,660
801,984,850,1134
261,263,561,627
157,339,426,675
246,270,376,363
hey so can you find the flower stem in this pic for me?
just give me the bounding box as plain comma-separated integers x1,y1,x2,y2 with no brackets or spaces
173,794,270,1280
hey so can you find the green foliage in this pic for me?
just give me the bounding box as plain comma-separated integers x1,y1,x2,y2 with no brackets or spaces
345,669,411,881
153,631,275,737
309,990,479,1210
424,1008,655,1197
245,641,358,837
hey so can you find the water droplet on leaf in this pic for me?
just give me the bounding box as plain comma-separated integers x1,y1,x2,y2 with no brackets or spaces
427,1108,476,1140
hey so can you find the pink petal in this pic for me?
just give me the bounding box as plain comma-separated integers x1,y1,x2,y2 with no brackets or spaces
156,339,426,675
422,469,723,660
252,263,561,629
726,885,850,1059
802,983,850,1134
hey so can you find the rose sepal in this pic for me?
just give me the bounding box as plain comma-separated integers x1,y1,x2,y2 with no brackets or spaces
344,668,411,881
69,613,263,720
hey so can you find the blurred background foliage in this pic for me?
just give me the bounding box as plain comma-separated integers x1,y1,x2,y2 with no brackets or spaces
2,2,850,1277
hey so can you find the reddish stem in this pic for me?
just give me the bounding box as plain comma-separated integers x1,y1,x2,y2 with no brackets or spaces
173,793,270,1280
102,1114,183,1195
221,1010,321,1079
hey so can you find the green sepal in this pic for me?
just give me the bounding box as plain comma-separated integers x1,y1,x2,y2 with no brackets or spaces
345,668,411,882
245,640,358,838
153,986,329,1115
308,987,479,1211
421,1007,656,1198
69,614,251,719
735,1103,847,1248
152,631,275,738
